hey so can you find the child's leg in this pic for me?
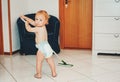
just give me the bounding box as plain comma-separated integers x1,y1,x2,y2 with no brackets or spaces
35,50,44,78
46,57,57,77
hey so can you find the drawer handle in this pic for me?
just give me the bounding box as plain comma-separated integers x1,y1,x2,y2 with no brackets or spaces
114,34,119,38
114,17,120,20
115,0,120,3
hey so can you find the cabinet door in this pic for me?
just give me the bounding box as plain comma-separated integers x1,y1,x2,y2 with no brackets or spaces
95,0,120,16
95,34,120,50
94,17,120,33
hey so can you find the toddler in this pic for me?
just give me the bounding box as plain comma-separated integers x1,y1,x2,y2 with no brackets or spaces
20,10,57,79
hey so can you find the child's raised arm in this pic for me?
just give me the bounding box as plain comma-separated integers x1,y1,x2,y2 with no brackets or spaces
20,15,36,26
24,21,38,32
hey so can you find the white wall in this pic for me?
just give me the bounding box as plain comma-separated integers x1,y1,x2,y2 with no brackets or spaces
25,0,59,18
2,0,10,52
10,0,28,52
2,0,59,52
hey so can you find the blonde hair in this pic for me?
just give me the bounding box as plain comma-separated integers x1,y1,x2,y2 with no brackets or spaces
36,10,50,24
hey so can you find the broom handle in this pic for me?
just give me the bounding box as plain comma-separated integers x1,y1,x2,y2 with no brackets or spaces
53,51,62,61
20,17,26,23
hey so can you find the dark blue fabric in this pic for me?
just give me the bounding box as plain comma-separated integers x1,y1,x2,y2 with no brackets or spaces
17,14,60,55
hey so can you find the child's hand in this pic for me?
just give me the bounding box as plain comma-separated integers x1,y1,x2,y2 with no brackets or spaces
20,15,25,19
20,15,26,23
25,21,29,25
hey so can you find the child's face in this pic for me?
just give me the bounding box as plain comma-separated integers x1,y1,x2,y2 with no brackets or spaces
35,14,47,27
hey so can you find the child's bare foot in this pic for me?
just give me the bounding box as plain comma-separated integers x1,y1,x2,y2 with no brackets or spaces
52,72,57,77
34,73,41,79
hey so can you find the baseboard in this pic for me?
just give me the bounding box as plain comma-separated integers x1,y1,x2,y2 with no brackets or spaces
98,53,120,56
4,50,20,55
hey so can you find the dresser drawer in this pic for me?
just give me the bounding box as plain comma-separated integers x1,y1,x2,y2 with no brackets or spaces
94,17,120,33
95,34,120,50
94,0,120,16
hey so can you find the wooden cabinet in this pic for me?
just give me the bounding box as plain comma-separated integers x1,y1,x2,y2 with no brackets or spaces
94,0,120,16
93,0,120,55
95,34,120,50
94,17,120,33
